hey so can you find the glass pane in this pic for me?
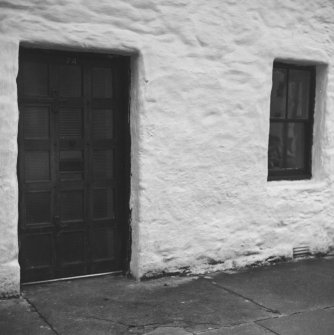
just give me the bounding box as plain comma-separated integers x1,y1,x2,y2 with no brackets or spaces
270,68,287,119
59,108,82,138
286,123,305,169
92,67,113,98
59,65,82,97
61,191,83,221
93,150,113,180
58,232,85,264
25,151,50,181
268,123,284,169
287,69,310,119
21,62,48,96
93,109,113,139
93,188,114,219
23,106,49,139
26,192,51,224
22,234,53,267
91,228,114,260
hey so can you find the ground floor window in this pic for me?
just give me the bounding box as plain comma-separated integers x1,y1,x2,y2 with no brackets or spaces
268,62,315,181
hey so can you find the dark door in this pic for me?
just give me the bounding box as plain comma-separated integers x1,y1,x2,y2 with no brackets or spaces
18,49,130,283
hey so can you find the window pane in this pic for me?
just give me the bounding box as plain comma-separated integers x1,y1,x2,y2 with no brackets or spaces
268,123,284,169
92,67,113,98
286,123,305,169
270,68,287,119
23,106,49,139
287,69,310,119
21,62,48,97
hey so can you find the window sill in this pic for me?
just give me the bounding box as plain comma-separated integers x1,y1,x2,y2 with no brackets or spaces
266,178,328,193
267,173,311,182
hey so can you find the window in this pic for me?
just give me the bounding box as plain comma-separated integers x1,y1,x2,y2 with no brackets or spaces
268,62,315,180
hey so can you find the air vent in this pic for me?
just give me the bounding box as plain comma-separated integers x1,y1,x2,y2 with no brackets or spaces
293,246,311,258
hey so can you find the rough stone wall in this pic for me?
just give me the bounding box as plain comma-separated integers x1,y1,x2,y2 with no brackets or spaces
0,40,20,296
1,0,334,294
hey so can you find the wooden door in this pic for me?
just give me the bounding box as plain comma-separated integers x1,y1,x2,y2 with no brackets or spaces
18,49,130,283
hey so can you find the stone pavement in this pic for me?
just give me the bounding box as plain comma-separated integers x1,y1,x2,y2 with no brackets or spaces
1,257,334,334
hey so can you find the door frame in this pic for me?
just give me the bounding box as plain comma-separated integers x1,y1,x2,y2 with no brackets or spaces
17,47,132,282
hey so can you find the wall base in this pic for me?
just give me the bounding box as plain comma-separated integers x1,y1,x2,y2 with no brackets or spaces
0,262,20,298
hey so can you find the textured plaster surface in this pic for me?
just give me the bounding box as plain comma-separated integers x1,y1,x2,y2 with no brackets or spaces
1,0,334,294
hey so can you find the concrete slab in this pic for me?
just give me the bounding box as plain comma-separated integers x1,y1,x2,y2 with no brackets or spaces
144,326,192,334
199,323,275,334
257,308,334,335
42,315,127,335
23,275,274,334
0,259,332,334
0,298,53,335
212,258,334,314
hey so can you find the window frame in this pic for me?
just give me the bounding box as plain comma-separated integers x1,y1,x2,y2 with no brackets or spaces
268,62,316,181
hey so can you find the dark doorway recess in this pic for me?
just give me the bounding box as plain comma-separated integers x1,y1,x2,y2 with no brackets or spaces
17,48,131,283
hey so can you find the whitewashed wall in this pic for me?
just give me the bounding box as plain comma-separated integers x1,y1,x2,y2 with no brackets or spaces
1,0,334,295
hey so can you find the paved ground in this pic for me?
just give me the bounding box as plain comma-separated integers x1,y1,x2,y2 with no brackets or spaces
1,257,334,334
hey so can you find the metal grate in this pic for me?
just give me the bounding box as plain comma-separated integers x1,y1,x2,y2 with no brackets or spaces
293,246,311,258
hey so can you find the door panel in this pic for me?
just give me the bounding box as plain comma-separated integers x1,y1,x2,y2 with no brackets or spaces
93,187,114,219
23,233,53,267
58,64,82,98
21,62,49,97
23,106,50,139
24,151,50,181
92,67,113,98
18,49,130,282
91,228,115,260
59,108,83,138
57,231,86,264
92,109,114,139
25,191,52,225
92,150,114,180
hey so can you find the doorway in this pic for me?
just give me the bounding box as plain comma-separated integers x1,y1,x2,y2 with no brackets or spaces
17,48,130,283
